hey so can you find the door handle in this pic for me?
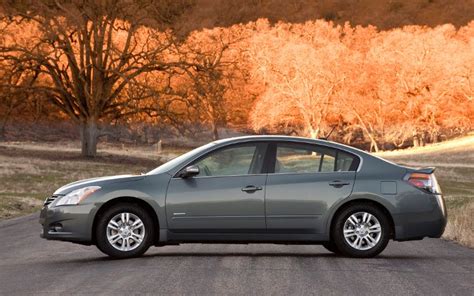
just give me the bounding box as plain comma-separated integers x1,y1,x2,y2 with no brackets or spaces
241,185,263,193
328,181,350,188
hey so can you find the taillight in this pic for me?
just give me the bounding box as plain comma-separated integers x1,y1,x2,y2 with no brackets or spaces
405,172,441,194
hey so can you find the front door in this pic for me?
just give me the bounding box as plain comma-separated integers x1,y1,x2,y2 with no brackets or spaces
166,143,268,232
265,142,357,233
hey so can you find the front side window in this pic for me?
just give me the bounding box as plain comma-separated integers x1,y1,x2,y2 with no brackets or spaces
193,144,265,177
274,143,357,173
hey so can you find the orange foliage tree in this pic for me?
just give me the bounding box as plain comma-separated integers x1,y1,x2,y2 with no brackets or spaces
249,21,347,139
0,0,189,156
246,20,474,149
1,6,474,151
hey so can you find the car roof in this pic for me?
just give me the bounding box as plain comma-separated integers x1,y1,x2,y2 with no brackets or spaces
213,135,331,145
212,135,366,155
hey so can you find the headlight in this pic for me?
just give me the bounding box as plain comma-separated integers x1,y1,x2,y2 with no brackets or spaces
55,186,101,206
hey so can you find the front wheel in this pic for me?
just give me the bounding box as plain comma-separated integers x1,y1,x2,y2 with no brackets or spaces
96,203,154,258
332,203,391,258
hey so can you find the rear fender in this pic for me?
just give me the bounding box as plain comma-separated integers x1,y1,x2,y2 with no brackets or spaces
324,193,397,238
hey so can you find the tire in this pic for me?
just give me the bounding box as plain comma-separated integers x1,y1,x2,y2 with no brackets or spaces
332,203,390,258
96,203,154,258
322,241,340,254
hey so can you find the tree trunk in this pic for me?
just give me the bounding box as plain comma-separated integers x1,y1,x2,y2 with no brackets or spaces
351,111,379,152
0,103,15,141
369,139,379,153
0,119,7,141
80,119,98,157
211,121,219,140
308,127,319,139
420,136,425,147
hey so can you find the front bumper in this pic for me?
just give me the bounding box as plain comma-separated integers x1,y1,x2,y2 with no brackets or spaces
39,203,96,245
393,193,447,241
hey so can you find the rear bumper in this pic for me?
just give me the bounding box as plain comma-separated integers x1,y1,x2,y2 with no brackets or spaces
393,194,447,241
39,204,95,245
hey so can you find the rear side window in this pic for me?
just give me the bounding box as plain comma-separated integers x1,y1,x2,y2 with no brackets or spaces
336,151,356,171
275,146,321,173
273,143,358,174
320,153,336,172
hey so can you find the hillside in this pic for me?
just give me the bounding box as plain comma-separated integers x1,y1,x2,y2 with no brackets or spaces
176,0,474,33
375,134,474,166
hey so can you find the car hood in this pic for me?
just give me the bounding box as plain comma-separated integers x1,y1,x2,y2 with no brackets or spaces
53,174,146,195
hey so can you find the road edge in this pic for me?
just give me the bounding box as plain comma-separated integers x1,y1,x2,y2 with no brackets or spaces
0,212,39,228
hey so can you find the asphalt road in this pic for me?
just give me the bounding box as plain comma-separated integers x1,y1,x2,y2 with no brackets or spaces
1,214,473,295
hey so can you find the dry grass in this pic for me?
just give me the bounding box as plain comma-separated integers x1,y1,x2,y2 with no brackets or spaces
375,134,474,158
443,202,474,247
377,135,474,248
0,141,188,163
0,143,164,220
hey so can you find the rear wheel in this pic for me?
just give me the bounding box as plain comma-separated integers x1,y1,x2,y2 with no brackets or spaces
332,203,390,258
96,203,154,258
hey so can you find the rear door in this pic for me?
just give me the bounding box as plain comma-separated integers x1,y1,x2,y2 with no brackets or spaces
265,142,358,233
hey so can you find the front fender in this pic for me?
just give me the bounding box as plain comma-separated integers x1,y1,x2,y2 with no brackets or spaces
85,174,171,242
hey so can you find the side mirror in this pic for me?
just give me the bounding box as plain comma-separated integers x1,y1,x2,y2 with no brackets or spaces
179,165,200,178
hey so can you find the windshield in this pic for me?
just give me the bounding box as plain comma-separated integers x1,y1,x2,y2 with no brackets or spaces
147,142,216,175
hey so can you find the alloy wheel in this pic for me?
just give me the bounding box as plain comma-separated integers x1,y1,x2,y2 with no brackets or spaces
343,212,382,251
106,212,145,252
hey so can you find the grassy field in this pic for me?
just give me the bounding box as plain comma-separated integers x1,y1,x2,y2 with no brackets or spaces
1,137,472,247
0,142,177,219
